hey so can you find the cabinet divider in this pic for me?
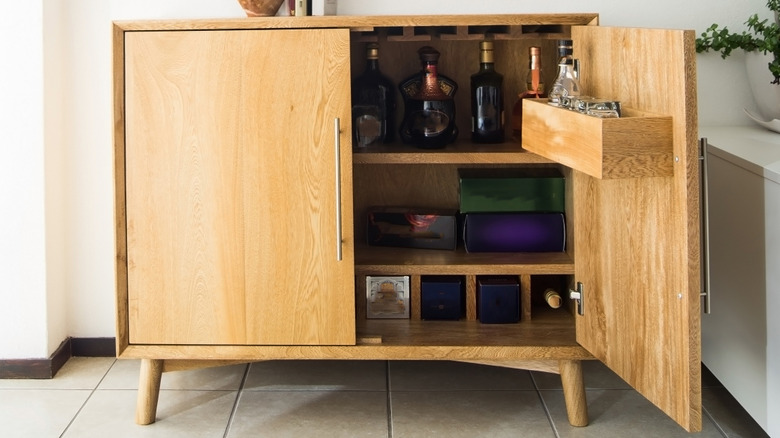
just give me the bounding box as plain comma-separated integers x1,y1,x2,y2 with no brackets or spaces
466,275,478,321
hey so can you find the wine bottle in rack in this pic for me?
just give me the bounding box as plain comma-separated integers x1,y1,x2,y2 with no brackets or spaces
543,288,562,309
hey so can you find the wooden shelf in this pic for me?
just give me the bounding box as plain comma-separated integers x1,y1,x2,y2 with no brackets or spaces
352,141,557,165
355,245,574,275
357,307,583,351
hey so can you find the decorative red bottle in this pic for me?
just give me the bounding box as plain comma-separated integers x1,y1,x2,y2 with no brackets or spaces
398,46,458,149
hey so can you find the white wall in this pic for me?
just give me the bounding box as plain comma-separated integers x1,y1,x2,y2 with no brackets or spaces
0,0,768,358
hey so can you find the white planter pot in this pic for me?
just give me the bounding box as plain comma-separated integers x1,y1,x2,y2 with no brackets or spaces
745,50,780,121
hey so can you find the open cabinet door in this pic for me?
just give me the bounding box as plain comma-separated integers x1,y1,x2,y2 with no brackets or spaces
571,27,702,431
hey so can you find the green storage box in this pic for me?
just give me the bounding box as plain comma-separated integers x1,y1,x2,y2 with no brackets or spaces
459,168,565,213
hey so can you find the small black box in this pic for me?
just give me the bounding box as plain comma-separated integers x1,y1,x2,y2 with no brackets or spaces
477,276,520,324
421,276,463,320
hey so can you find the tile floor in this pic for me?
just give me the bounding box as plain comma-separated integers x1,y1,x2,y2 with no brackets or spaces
0,357,769,438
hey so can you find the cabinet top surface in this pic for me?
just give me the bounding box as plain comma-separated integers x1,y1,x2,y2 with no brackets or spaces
113,13,598,31
701,125,780,184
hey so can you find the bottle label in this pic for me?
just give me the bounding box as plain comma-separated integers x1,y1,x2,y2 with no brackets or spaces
409,109,450,137
353,105,382,147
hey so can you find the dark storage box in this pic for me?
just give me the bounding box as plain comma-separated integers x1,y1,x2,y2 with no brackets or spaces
477,276,520,324
463,212,565,252
459,168,565,213
421,276,463,320
367,207,457,250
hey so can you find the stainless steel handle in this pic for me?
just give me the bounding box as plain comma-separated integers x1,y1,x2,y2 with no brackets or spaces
699,138,711,314
334,118,343,262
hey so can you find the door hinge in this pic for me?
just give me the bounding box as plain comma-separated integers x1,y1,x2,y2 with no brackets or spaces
570,282,584,316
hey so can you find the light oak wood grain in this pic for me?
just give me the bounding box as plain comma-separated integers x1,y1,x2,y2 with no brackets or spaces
113,14,599,32
571,26,701,432
123,28,355,346
136,359,163,425
522,100,673,179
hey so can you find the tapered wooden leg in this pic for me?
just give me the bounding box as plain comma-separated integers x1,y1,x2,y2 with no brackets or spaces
136,359,164,425
559,359,589,427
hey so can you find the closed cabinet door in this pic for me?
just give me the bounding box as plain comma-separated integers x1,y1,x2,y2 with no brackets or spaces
566,27,702,431
123,28,355,346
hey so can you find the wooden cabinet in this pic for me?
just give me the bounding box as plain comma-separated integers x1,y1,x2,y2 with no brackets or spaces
700,126,780,437
113,14,701,432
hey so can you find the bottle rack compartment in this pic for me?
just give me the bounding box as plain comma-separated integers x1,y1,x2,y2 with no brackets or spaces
355,273,573,323
351,24,572,43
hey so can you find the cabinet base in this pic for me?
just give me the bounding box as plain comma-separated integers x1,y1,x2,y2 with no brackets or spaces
133,358,589,427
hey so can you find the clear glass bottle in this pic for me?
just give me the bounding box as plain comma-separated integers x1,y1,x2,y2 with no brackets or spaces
511,46,546,142
351,43,396,148
470,41,504,143
398,46,458,149
548,39,581,107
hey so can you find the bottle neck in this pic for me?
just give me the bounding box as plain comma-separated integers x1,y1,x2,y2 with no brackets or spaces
420,62,446,98
479,62,495,72
557,62,576,78
365,58,379,72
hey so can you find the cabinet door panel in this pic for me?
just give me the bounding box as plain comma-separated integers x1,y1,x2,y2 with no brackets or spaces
124,29,355,346
572,26,701,431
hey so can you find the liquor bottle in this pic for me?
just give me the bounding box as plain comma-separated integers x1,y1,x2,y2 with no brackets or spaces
543,288,562,309
470,41,504,143
351,43,396,148
398,46,458,149
548,39,581,107
511,46,546,143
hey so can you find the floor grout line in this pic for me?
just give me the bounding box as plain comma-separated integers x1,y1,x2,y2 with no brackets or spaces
702,404,729,438
59,358,118,437
530,371,561,438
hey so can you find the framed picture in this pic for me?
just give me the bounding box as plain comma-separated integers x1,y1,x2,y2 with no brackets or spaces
366,276,410,319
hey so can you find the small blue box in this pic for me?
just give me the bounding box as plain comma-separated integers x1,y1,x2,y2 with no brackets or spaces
421,276,463,320
477,276,520,324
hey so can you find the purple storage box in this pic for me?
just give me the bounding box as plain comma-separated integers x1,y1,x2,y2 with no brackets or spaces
463,213,565,252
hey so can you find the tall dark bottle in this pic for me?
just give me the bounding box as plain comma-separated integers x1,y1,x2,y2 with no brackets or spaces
398,46,458,149
470,41,504,143
351,43,396,148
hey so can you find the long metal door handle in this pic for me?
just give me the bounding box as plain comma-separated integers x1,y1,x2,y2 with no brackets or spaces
334,118,343,261
700,137,711,314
